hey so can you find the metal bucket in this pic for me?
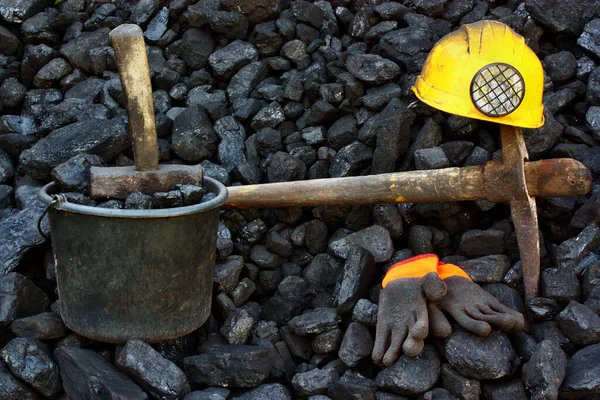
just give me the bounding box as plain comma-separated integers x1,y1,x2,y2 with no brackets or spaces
38,178,227,343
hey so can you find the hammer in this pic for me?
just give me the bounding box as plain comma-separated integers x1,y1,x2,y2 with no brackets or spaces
90,24,203,199
226,128,592,300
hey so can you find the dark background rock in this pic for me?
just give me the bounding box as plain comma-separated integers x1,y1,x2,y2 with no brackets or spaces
371,99,414,174
0,0,52,23
560,343,600,398
0,0,599,398
19,118,129,180
55,346,148,400
441,364,480,400
328,370,377,400
0,78,27,109
171,105,218,163
526,0,600,36
208,40,258,79
178,28,214,70
333,245,375,313
232,383,291,400
459,229,505,258
346,54,401,84
11,311,67,340
541,268,581,304
328,225,393,263
522,339,567,400
445,328,517,380
289,307,340,335
376,346,440,396
117,339,191,400
458,255,510,284
0,362,41,400
482,381,527,400
184,345,272,388
1,185,49,273
338,321,373,367
291,367,338,397
59,28,110,74
2,337,61,397
220,309,254,344
0,273,49,340
556,301,600,345
51,153,104,193
221,0,280,25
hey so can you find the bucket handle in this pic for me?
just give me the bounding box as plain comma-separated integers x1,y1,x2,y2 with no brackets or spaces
37,194,66,240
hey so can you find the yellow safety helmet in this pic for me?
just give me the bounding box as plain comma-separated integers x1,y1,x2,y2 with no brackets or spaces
412,20,544,129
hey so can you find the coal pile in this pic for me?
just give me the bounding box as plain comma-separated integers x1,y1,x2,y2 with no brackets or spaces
1,0,600,399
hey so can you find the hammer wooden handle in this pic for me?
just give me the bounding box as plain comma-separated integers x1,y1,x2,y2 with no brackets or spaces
110,24,159,172
225,158,592,209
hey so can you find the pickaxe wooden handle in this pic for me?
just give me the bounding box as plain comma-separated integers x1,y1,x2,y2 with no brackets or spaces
226,158,590,208
110,24,159,172
226,141,592,300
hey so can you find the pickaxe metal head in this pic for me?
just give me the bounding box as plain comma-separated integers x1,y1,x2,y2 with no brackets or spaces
90,164,204,199
483,125,542,300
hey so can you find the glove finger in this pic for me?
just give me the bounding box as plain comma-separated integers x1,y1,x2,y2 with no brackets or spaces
488,300,522,317
403,335,425,357
488,302,526,331
372,322,390,365
449,306,492,336
421,272,447,302
428,302,452,338
403,310,428,357
477,304,495,315
383,326,408,367
510,311,526,331
410,306,429,340
466,307,516,331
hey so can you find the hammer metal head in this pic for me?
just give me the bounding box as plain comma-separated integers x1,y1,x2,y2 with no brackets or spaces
90,164,204,199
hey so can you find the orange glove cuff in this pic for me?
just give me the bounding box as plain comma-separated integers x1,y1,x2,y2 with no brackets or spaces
382,254,440,288
437,263,472,281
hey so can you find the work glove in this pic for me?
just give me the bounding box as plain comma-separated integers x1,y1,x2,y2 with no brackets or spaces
372,254,446,366
428,262,525,338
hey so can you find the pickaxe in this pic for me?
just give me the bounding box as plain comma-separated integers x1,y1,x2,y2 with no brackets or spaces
225,126,592,300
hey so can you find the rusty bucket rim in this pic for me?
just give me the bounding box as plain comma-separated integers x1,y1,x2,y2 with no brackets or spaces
38,177,228,219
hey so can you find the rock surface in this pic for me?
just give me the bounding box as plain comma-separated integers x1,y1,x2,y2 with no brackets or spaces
289,308,340,335
55,346,148,400
2,338,61,397
0,0,51,23
445,329,517,380
19,118,129,180
556,301,600,345
0,0,599,398
328,225,394,263
560,343,600,398
338,321,373,367
117,340,191,400
0,185,48,274
184,345,272,388
292,368,338,397
346,54,401,84
376,346,440,396
171,105,218,162
333,245,375,313
11,311,67,340
522,339,567,400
